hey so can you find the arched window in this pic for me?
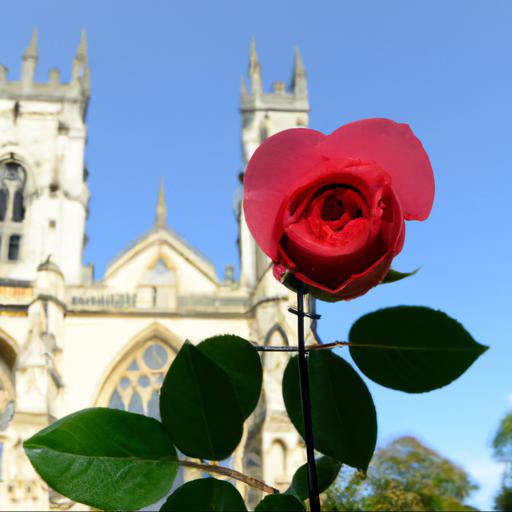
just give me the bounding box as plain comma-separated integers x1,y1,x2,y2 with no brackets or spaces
103,338,184,503
138,258,177,309
0,162,26,223
263,325,289,412
12,190,24,222
0,160,26,262
268,439,288,489
107,340,173,420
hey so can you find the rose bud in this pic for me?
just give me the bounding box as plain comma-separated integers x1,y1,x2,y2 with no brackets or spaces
243,118,434,301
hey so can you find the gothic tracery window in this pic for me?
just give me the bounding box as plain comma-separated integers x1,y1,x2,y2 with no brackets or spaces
107,339,173,420
104,338,185,501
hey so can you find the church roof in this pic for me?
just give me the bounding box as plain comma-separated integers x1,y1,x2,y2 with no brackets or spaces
104,182,218,284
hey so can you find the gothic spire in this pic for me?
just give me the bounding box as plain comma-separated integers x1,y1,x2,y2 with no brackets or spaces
155,178,167,228
22,29,38,87
72,30,91,96
249,37,260,75
75,29,88,63
291,47,307,97
248,37,262,95
23,29,38,60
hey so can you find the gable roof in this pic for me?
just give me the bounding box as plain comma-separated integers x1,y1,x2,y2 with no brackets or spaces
104,224,219,285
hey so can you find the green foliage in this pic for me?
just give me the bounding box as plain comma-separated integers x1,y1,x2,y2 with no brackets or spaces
160,478,247,511
283,350,377,472
349,306,488,393
495,486,512,511
285,456,342,501
159,340,244,460
493,412,512,462
196,335,263,419
324,436,477,511
255,494,306,511
24,408,178,511
21,305,486,511
380,268,419,284
492,412,512,510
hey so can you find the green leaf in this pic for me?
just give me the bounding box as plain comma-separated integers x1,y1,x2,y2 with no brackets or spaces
380,268,419,284
348,306,489,393
283,351,377,472
285,456,342,501
197,335,262,419
160,478,247,511
23,408,177,511
160,341,244,460
255,494,306,511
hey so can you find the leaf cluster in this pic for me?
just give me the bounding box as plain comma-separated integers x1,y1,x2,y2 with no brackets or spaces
493,413,512,462
495,486,512,511
22,303,487,511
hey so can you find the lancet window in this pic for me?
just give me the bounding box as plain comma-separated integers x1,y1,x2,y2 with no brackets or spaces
0,161,26,262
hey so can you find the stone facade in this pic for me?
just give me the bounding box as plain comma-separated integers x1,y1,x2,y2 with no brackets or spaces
0,33,317,510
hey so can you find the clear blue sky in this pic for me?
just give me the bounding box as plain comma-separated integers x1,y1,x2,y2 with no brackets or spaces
1,0,510,508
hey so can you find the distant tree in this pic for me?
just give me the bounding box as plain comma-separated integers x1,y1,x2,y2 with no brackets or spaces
495,487,512,512
494,413,512,463
324,436,477,511
493,412,512,511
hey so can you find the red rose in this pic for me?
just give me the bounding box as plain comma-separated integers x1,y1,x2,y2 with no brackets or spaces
243,118,434,301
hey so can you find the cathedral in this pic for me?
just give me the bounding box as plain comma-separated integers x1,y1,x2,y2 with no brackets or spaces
0,32,317,510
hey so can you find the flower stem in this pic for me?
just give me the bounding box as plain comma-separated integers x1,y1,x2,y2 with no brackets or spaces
294,283,321,512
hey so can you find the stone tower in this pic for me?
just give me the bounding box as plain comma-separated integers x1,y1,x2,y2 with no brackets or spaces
237,40,315,508
238,38,309,289
0,29,90,285
0,34,317,511
0,31,89,511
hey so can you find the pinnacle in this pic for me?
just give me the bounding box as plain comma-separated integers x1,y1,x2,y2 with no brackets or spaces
249,36,260,75
293,47,305,76
24,29,38,60
76,29,88,62
155,178,168,228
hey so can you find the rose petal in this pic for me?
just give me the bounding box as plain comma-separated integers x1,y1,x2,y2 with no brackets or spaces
334,252,394,300
317,119,434,220
243,128,326,259
306,251,394,301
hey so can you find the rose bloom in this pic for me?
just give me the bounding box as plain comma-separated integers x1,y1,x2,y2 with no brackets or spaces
243,118,434,301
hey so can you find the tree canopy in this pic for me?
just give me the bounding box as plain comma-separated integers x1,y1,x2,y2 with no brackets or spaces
494,413,512,463
324,436,477,511
492,411,512,511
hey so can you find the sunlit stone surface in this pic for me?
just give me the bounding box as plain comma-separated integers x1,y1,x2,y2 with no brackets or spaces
0,34,313,511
